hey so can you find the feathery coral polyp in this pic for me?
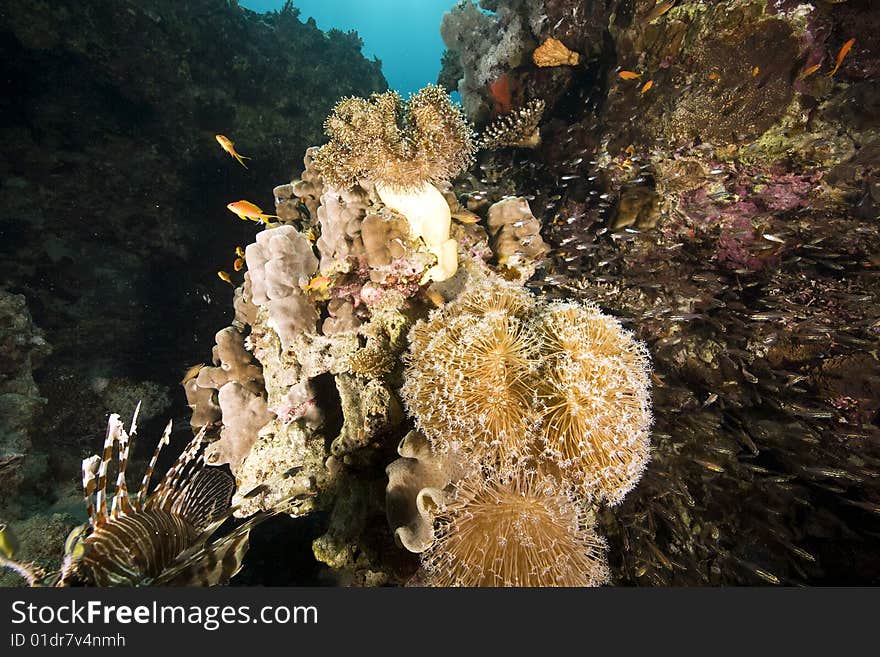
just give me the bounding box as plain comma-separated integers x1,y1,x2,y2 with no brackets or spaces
311,84,475,191
421,470,610,587
538,302,653,505
402,309,540,466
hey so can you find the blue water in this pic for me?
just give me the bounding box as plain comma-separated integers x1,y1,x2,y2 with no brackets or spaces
240,0,453,97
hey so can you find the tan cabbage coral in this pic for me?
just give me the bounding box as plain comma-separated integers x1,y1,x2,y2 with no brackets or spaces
532,37,581,67
311,85,476,282
479,99,545,149
537,302,653,505
421,470,610,587
486,196,549,274
385,431,457,553
400,279,540,468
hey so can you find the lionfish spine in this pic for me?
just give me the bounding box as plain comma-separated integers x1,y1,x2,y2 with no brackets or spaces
94,415,120,525
137,419,172,507
111,404,138,518
81,455,101,527
151,428,206,511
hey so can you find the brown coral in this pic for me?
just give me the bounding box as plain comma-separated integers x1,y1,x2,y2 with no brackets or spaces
537,302,653,505
421,470,610,587
385,431,457,553
532,37,581,68
479,99,545,149
311,84,476,191
402,306,539,467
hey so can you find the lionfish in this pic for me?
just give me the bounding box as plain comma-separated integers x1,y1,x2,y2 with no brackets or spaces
2,405,305,587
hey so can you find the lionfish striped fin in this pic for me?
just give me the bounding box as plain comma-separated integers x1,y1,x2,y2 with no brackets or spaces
169,466,235,533
81,455,101,527
150,489,314,586
94,414,122,526
111,404,139,518
136,419,172,507
150,428,208,511
149,517,256,587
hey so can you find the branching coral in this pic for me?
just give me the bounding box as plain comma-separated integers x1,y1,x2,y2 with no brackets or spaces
479,99,545,149
537,302,653,505
421,470,610,587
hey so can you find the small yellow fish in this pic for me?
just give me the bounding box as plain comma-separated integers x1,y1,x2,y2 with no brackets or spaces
646,0,675,22
618,70,642,80
425,288,446,308
752,66,760,77
217,270,233,285
180,363,206,385
215,134,251,169
640,79,654,94
303,275,332,296
452,209,481,224
0,522,19,559
798,62,822,80
233,257,245,272
693,458,725,474
826,37,855,77
227,200,280,224
235,245,246,258
708,72,720,81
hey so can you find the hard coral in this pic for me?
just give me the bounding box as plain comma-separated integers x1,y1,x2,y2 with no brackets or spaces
421,470,610,587
532,37,580,67
401,278,540,469
479,98,545,149
385,431,457,553
538,302,653,505
311,85,475,191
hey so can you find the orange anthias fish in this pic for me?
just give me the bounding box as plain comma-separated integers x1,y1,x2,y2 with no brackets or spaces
215,134,251,169
798,63,822,80
826,37,855,78
618,70,642,80
640,80,654,94
227,200,280,224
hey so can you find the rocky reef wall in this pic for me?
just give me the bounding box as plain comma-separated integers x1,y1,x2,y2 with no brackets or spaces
439,0,880,584
0,0,386,581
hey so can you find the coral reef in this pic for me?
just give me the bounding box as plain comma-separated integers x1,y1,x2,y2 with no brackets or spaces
449,0,880,585
0,0,388,535
184,83,622,584
422,470,610,587
0,291,50,501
